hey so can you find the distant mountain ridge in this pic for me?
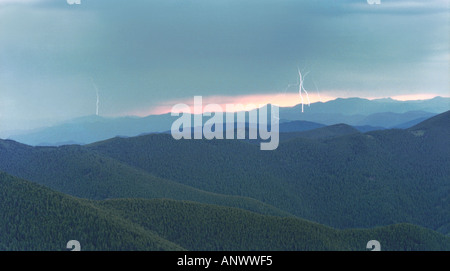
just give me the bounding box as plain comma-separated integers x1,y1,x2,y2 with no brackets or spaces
283,96,449,116
5,97,449,146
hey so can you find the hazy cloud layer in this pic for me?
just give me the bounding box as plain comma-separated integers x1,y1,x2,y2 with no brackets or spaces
0,0,448,132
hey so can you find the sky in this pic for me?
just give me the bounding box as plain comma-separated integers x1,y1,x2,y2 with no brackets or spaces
0,0,449,133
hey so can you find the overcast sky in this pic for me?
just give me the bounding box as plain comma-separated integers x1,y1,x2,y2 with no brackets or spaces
0,0,449,133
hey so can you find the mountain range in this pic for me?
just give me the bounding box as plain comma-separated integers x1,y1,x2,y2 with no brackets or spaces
85,111,450,234
5,97,448,146
0,110,449,250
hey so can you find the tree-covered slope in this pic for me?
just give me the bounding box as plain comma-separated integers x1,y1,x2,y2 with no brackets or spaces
1,172,448,251
0,172,183,251
278,123,360,142
98,198,450,251
87,112,450,234
0,139,289,217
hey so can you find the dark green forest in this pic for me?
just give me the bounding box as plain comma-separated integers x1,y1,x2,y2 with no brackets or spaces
1,172,448,251
87,111,450,234
0,139,289,217
0,172,183,251
0,111,449,250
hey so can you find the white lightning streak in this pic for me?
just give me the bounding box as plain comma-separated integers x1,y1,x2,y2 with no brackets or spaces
297,68,310,113
96,88,99,116
312,79,322,103
91,79,100,116
281,68,314,113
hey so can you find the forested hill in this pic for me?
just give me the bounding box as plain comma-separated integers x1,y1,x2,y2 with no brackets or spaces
98,198,450,251
278,123,360,142
0,139,290,217
0,171,183,251
1,172,449,251
87,111,450,235
0,111,448,252
408,110,450,137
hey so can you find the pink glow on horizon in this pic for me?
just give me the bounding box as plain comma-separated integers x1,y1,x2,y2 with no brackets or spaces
131,93,335,116
127,92,448,117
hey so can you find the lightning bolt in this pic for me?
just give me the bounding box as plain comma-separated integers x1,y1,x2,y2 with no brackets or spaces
297,67,310,113
96,88,99,116
91,78,100,116
312,79,322,103
281,68,314,113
